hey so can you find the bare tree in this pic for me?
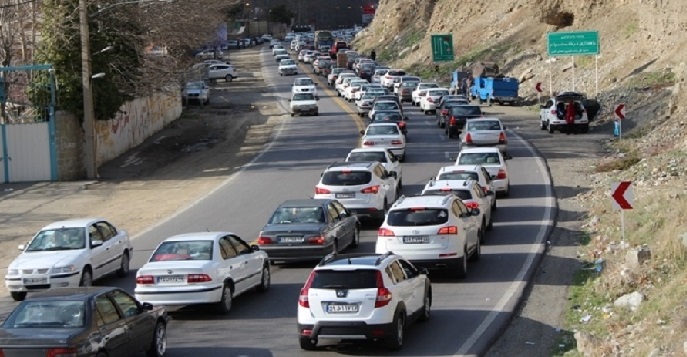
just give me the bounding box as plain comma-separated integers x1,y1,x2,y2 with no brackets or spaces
0,0,32,123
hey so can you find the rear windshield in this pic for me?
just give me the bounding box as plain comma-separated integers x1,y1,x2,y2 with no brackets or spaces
367,125,400,136
321,171,372,186
388,70,406,76
311,269,378,289
348,152,388,163
374,102,400,111
151,240,213,261
450,106,482,116
467,120,502,131
429,90,450,96
423,189,472,200
458,153,501,165
438,171,479,181
387,208,449,227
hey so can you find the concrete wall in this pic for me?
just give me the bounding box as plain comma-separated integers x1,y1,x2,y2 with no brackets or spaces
54,111,85,180
94,92,182,168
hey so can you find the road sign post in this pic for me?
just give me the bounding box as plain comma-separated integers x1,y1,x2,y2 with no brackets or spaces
431,34,454,62
611,180,633,242
535,82,542,104
614,104,626,139
547,31,600,96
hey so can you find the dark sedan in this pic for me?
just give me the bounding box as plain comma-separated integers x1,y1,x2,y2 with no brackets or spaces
436,99,470,127
257,199,360,264
369,110,409,136
0,287,169,357
445,105,483,138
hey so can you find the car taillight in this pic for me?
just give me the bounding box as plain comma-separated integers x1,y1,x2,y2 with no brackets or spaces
187,274,212,283
449,116,456,126
308,236,325,245
496,169,507,179
437,226,458,235
363,140,375,146
136,275,154,285
465,201,480,209
441,109,449,116
378,227,395,236
465,133,473,143
375,270,392,308
498,132,507,144
299,271,316,308
398,122,406,128
391,139,403,145
256,236,274,244
315,186,331,194
47,348,77,357
550,109,556,114
361,185,380,194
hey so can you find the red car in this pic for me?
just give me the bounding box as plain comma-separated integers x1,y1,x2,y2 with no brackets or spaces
330,41,349,58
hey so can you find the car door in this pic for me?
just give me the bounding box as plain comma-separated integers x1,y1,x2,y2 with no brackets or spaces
94,294,132,356
109,289,155,354
388,260,414,309
218,237,247,293
386,150,402,179
453,200,478,249
332,201,356,246
541,99,554,122
228,235,263,288
398,259,424,315
324,202,346,249
376,164,397,203
471,185,490,223
88,224,111,278
96,221,124,275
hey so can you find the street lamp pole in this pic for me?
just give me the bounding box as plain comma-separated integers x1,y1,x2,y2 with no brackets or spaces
79,0,97,179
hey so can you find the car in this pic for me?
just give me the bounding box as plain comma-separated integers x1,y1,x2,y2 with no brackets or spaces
369,110,408,136
371,68,389,84
5,218,133,302
0,287,169,357
279,58,298,76
269,40,281,49
421,179,494,236
460,117,508,153
375,194,481,278
380,69,406,89
419,88,451,114
435,99,471,127
392,76,421,94
368,100,403,121
292,77,318,98
207,63,238,82
344,79,369,102
355,84,385,101
314,161,399,222
290,92,319,116
134,232,270,314
271,45,285,54
371,94,401,109
327,67,347,86
355,92,384,116
256,199,360,263
275,53,289,63
334,72,357,91
436,94,468,108
411,83,439,105
303,51,317,63
345,147,403,188
336,75,360,96
432,164,497,210
443,104,483,138
356,62,376,82
539,91,590,133
296,252,432,351
360,122,406,161
454,147,512,196
397,81,419,103
182,81,210,105
297,49,309,62
313,57,332,75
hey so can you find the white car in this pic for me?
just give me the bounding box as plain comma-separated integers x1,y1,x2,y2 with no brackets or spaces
182,81,210,105
336,76,359,96
412,83,439,105
290,92,319,116
207,63,238,82
334,72,357,91
135,232,270,314
302,51,316,63
419,88,450,114
355,92,383,116
292,77,318,98
5,218,133,301
355,84,385,101
345,147,403,188
421,179,494,236
343,79,368,102
433,164,497,210
314,161,399,222
297,252,431,351
279,58,298,76
271,45,285,55
393,76,421,94
460,117,508,153
539,92,590,134
454,147,512,196
360,122,406,161
375,194,481,278
380,69,406,88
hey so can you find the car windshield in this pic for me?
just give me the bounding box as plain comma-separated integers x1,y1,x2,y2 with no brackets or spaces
366,125,400,135
293,93,315,101
332,68,344,74
347,151,388,163
468,121,502,131
423,189,473,200
429,90,450,96
438,171,479,181
310,269,378,289
5,300,86,328
294,78,314,86
321,171,372,186
374,102,399,110
281,59,296,65
387,208,449,227
450,106,482,116
268,206,325,224
26,228,86,252
185,82,204,90
150,240,213,261
388,70,406,76
458,153,502,165
401,82,417,88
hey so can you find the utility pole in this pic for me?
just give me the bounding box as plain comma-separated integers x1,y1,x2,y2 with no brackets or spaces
79,0,97,179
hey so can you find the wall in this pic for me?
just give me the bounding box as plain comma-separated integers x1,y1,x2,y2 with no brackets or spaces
54,111,85,180
94,92,182,168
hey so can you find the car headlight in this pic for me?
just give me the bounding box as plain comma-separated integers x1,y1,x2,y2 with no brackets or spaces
52,265,77,274
7,269,18,276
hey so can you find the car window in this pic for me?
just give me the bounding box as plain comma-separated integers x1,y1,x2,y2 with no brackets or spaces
311,269,378,289
219,237,238,260
366,125,400,136
458,152,501,165
388,261,407,283
321,170,372,186
326,204,339,222
450,106,482,116
6,300,86,328
89,224,104,242
347,151,387,163
429,89,450,96
372,113,403,122
332,201,350,217
150,240,213,261
387,208,449,227
228,235,252,255
95,295,122,326
468,121,502,131
95,222,115,241
294,78,314,86
110,290,139,318
438,171,479,181
26,227,86,252
398,259,418,279
454,200,470,216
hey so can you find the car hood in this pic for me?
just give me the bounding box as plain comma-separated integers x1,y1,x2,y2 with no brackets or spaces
0,327,81,346
261,223,325,235
291,100,317,106
293,85,315,91
9,250,84,270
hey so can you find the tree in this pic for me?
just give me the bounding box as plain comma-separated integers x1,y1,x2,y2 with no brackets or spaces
269,4,293,25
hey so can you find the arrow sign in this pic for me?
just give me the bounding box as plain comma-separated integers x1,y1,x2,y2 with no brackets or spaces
615,104,626,120
611,181,633,210
535,82,542,93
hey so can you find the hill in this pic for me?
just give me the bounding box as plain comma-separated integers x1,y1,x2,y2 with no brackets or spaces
354,0,687,355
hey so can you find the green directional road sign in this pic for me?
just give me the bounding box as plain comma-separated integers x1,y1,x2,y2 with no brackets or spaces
431,34,454,62
547,31,600,56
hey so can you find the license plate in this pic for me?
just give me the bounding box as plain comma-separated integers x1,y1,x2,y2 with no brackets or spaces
335,193,355,199
279,236,304,243
326,304,359,313
403,236,429,244
157,275,185,284
22,277,47,285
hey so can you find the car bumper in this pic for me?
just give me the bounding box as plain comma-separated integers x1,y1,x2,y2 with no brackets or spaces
400,256,463,270
5,272,81,292
298,321,396,340
423,103,438,110
348,207,385,220
135,284,223,305
491,178,509,192
260,243,336,262
280,69,298,75
292,107,318,114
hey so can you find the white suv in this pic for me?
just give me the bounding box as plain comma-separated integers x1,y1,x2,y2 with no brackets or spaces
297,252,432,351
314,162,399,222
375,195,481,278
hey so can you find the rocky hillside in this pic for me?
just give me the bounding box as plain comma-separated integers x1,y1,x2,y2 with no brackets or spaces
355,1,687,355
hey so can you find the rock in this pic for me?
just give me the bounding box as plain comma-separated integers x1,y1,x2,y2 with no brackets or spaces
625,248,652,269
575,331,602,356
679,232,687,249
412,43,420,51
519,67,534,83
614,291,645,311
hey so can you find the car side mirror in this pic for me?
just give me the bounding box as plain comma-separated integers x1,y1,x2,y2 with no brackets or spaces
504,154,513,160
486,190,494,196
418,267,429,275
18,244,25,251
91,240,104,247
359,130,365,135
471,208,481,216
141,302,154,311
287,99,291,101
503,125,507,129
250,244,260,251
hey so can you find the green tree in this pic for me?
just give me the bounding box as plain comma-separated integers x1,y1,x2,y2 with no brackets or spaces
269,4,293,25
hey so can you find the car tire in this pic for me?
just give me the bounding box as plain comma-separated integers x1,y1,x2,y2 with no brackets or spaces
290,113,294,117
418,290,431,322
257,265,270,293
350,227,360,248
280,73,283,76
456,247,468,279
487,212,494,231
215,284,233,315
539,119,546,130
481,220,487,243
79,268,92,287
225,75,232,83
314,111,319,116
470,236,482,262
116,252,130,278
145,322,167,357
384,312,405,351
548,122,555,134
299,336,317,350
10,292,26,302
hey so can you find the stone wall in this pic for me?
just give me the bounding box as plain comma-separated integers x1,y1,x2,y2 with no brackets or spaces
54,111,85,180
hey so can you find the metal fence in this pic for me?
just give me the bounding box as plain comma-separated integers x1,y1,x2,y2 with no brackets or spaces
0,64,56,124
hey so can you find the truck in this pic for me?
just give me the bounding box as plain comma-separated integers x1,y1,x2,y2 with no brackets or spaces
470,75,520,105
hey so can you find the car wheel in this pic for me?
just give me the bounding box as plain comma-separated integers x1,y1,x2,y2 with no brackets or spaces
116,252,130,277
145,322,167,357
10,291,26,301
548,122,554,134
290,113,294,117
257,265,271,293
487,212,494,231
418,290,431,322
502,185,510,197
314,111,319,116
225,75,232,82
215,284,233,315
280,73,283,76
539,119,546,130
384,312,405,351
79,269,92,287
299,336,317,350
470,236,482,262
456,247,468,279
492,198,497,211
97,352,107,357
351,227,360,248
481,220,487,243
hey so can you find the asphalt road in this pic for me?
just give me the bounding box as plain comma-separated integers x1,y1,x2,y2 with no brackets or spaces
0,46,557,357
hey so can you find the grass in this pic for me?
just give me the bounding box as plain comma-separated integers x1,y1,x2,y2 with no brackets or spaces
627,71,676,89
594,150,640,172
624,21,639,38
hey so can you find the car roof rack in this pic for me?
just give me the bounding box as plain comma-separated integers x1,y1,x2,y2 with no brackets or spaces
375,251,394,265
318,252,338,266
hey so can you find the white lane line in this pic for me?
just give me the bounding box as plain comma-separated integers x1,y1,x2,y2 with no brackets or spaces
453,130,557,356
